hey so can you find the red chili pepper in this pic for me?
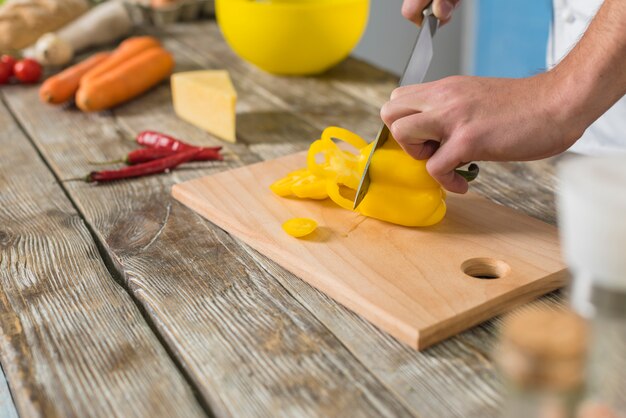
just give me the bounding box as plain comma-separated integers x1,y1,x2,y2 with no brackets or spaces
84,148,200,183
136,130,220,153
127,147,222,164
190,147,223,162
92,146,223,165
126,147,181,164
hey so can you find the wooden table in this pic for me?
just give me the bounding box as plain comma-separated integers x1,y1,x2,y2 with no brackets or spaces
0,22,565,418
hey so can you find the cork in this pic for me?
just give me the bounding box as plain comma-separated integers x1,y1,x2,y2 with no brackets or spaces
496,307,589,390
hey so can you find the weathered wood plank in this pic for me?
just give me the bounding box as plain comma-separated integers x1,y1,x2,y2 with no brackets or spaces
2,56,414,418
0,369,18,418
165,22,568,418
0,99,206,418
471,158,562,225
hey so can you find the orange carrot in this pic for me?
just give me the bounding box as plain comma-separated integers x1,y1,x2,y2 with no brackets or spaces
38,52,111,104
80,36,161,87
118,35,161,51
76,47,175,112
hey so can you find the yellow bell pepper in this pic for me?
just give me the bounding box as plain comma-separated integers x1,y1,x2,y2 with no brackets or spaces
270,126,477,228
355,138,447,227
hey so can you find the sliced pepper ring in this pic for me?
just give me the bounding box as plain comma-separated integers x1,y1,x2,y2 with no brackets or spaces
306,138,336,179
307,138,361,189
321,126,368,150
326,179,355,211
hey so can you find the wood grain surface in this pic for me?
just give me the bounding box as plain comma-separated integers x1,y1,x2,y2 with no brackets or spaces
0,371,17,418
0,21,568,418
1,35,413,418
0,99,205,418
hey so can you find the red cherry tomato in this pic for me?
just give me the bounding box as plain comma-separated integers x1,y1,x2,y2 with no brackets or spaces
14,59,42,84
0,55,16,76
0,62,11,84
0,55,17,75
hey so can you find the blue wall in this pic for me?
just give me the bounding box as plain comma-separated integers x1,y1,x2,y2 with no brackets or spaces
473,0,552,78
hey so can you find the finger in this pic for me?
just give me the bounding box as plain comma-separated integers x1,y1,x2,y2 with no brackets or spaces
381,88,437,126
390,84,427,100
401,0,428,25
435,0,462,25
389,112,443,145
396,139,440,161
380,101,420,127
433,0,454,22
415,140,440,160
389,113,443,161
426,142,469,194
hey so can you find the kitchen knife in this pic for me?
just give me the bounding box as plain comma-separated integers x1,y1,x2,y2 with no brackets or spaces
353,5,439,210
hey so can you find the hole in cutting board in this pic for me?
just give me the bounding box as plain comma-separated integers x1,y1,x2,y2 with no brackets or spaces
462,258,510,279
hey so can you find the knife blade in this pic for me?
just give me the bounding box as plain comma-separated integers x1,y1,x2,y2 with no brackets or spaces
353,6,439,210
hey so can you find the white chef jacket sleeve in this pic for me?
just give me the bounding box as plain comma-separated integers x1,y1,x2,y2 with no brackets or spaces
549,0,626,155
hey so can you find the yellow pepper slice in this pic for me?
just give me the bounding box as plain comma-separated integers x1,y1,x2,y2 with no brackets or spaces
307,138,337,179
329,152,360,189
326,180,355,210
282,218,318,238
269,169,309,197
291,174,328,200
307,137,361,190
270,168,328,200
321,126,368,150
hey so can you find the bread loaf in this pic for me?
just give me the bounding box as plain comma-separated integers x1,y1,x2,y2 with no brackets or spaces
0,0,89,52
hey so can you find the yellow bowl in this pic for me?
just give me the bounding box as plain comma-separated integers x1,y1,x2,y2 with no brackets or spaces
216,0,369,75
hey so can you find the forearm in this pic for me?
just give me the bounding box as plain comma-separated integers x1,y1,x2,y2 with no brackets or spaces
550,0,626,140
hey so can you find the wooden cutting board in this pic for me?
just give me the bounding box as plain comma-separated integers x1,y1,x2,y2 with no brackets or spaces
172,153,567,350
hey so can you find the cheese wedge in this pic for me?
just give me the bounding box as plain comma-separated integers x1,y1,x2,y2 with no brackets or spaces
171,70,237,143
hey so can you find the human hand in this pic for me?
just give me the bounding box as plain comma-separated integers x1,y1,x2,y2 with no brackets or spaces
402,0,461,25
380,73,586,193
